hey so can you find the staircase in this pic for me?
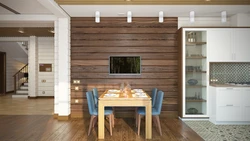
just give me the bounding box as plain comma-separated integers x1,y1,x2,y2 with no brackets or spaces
12,64,29,98
12,82,28,98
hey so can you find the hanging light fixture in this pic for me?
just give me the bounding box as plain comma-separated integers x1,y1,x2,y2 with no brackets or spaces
159,11,164,23
190,11,195,23
127,11,132,23
95,11,100,23
221,11,227,23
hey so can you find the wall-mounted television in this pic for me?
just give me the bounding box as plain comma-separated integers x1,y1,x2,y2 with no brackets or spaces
109,56,141,75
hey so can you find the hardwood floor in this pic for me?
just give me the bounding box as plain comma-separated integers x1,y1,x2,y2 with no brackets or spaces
0,94,203,141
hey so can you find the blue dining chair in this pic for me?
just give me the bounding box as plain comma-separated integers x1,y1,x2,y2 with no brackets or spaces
151,88,158,108
135,88,157,127
93,88,99,108
137,90,164,136
86,91,114,136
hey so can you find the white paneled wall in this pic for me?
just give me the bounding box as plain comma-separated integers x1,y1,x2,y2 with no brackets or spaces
38,37,54,96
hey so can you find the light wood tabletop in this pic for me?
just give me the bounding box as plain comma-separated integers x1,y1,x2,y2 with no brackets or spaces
98,89,152,139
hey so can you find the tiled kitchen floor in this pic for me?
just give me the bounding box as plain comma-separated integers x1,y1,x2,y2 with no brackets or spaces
0,94,53,115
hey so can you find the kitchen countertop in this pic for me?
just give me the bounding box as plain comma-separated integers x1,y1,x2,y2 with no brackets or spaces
210,84,250,87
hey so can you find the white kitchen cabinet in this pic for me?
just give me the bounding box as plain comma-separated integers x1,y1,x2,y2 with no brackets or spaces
216,88,242,121
209,86,250,124
242,88,250,121
234,29,250,61
208,28,250,62
207,29,232,62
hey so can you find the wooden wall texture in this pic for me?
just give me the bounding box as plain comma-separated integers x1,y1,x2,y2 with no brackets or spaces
70,17,178,118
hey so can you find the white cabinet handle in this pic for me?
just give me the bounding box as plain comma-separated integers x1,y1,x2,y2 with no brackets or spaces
226,104,233,106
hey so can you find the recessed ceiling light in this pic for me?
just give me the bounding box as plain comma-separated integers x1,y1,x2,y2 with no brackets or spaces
205,0,211,1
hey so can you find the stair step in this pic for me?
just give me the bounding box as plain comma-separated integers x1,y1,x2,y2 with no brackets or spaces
16,89,28,94
12,94,28,98
20,86,28,90
24,83,28,86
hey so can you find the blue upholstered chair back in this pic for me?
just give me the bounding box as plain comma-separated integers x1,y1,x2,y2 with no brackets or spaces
151,88,158,107
93,88,99,108
86,91,98,115
153,91,164,115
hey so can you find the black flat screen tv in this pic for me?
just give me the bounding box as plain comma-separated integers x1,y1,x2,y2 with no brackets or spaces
109,56,141,75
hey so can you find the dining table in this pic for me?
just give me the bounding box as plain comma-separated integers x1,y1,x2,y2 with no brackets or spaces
98,89,152,139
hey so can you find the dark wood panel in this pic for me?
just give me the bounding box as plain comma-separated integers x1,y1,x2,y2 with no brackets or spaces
71,60,177,66
71,28,177,34
71,53,178,60
71,40,176,47
70,65,178,73
71,72,178,79
70,17,179,118
71,47,178,53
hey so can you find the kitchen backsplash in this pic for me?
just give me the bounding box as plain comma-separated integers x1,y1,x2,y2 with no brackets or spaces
210,63,250,84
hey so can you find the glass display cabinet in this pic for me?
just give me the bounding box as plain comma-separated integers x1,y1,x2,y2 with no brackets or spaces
178,28,208,118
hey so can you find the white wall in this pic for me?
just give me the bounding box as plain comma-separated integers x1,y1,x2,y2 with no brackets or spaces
38,37,54,96
178,17,230,29
0,43,27,92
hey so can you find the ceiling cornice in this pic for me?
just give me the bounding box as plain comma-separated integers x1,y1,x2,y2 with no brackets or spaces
55,0,250,5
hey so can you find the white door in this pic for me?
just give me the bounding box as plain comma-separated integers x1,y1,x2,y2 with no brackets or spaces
207,29,232,62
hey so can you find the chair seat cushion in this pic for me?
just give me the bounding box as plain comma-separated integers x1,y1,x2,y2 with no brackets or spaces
137,107,160,115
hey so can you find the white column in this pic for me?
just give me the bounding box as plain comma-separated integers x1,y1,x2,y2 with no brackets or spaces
57,18,71,116
54,20,59,115
28,36,38,97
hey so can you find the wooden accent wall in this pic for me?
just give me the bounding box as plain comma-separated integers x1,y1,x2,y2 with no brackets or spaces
71,17,178,118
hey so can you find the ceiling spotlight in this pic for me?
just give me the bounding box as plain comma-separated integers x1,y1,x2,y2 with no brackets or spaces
159,11,164,23
190,11,195,23
18,28,24,33
221,11,227,23
127,11,132,23
95,11,100,23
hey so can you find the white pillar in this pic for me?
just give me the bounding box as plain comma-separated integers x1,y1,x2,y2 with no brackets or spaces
54,20,59,115
28,36,38,97
56,18,71,117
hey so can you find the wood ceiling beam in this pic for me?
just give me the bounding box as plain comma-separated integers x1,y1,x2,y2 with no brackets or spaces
0,2,20,14
54,0,250,5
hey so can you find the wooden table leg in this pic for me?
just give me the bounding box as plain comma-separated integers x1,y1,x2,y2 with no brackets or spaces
98,102,105,139
145,101,152,139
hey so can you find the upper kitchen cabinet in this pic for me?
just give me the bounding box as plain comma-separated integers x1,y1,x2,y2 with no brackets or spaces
178,28,208,118
208,28,250,62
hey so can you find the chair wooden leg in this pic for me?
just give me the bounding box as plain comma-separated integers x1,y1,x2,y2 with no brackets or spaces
112,113,115,128
88,115,96,136
135,108,138,127
137,114,141,135
93,116,97,128
109,114,112,136
154,115,162,136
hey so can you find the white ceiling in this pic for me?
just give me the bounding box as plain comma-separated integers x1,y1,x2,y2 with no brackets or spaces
61,5,250,17
0,0,250,18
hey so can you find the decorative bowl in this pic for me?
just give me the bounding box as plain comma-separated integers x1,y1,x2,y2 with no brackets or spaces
187,108,198,114
187,79,198,85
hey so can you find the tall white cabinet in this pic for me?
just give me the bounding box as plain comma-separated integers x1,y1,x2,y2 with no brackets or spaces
178,28,209,118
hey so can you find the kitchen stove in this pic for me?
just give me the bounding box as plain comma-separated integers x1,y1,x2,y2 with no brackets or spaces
225,82,250,86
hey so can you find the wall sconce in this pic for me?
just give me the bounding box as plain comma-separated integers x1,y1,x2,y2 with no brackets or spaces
73,80,80,84
75,86,79,90
221,11,227,23
18,28,25,33
127,11,132,23
190,11,195,23
75,99,79,103
95,11,100,23
159,11,164,23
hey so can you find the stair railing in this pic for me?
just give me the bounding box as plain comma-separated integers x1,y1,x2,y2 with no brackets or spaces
13,64,28,94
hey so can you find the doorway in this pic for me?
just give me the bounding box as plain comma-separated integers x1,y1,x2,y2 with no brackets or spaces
0,51,6,95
